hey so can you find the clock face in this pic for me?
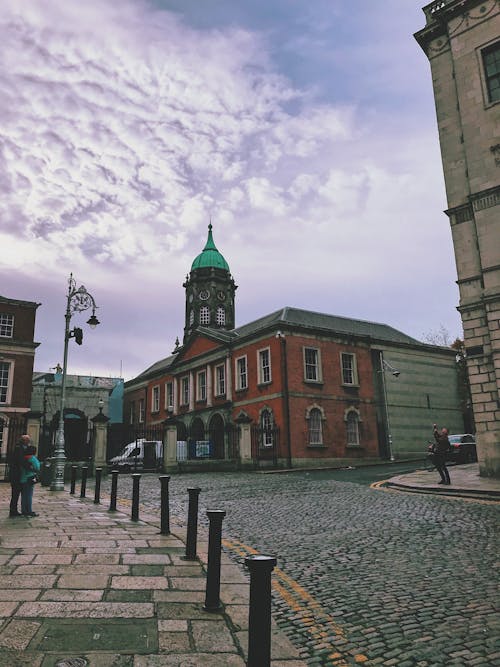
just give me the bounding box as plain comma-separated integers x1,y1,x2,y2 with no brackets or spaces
199,289,210,300
217,290,225,301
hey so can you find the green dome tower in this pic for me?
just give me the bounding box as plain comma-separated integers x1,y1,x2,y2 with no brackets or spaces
183,224,237,342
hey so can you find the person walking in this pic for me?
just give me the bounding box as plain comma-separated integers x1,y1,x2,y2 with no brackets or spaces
20,444,41,517
432,423,451,485
8,434,31,517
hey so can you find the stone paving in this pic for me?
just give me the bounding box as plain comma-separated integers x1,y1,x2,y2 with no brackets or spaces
94,465,500,666
0,482,304,667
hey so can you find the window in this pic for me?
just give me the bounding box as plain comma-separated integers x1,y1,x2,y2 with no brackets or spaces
181,377,189,405
215,364,225,396
189,310,194,326
138,398,145,423
258,348,271,384
216,306,225,325
165,382,173,409
0,314,14,338
341,353,358,385
197,371,207,401
483,42,500,103
152,386,160,412
200,306,210,325
0,362,11,403
129,401,135,425
308,408,323,445
261,409,274,447
236,356,248,390
346,411,360,446
304,347,321,382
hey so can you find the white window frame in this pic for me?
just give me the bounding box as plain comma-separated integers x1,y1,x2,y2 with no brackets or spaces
0,314,14,338
481,40,500,105
199,306,210,325
258,347,272,384
181,376,189,405
261,409,274,447
216,306,225,325
346,410,360,446
165,382,173,409
303,347,322,382
129,401,135,425
341,352,358,386
197,370,207,401
138,398,145,423
235,355,248,390
152,385,160,413
215,364,225,396
0,361,13,404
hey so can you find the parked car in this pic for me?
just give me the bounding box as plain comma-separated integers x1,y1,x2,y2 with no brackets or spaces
108,439,163,472
447,434,477,464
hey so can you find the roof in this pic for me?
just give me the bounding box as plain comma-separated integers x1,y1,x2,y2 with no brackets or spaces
0,295,41,309
124,354,177,386
233,307,421,345
191,224,230,272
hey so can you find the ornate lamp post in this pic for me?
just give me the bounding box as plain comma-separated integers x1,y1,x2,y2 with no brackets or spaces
50,274,100,491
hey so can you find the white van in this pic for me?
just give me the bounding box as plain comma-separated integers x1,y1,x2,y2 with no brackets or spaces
108,439,163,472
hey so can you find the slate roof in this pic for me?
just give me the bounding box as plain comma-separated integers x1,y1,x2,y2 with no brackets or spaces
233,307,421,345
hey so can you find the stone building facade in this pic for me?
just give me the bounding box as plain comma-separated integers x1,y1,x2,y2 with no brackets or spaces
415,0,500,476
124,226,464,469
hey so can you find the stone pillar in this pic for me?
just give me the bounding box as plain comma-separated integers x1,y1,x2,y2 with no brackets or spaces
91,411,109,475
236,412,252,465
164,419,178,472
26,413,41,449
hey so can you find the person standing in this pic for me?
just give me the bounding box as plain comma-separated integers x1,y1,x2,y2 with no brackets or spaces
8,434,31,517
20,445,40,518
433,423,451,485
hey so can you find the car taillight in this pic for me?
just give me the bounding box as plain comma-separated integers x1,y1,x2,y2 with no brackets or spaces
453,443,460,448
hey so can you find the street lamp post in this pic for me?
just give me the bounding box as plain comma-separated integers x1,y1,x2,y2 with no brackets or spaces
50,274,100,491
379,354,400,463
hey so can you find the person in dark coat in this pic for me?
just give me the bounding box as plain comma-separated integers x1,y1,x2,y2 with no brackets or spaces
8,434,31,517
432,423,451,485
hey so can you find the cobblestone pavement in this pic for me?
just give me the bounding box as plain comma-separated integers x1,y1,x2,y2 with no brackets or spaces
99,470,500,667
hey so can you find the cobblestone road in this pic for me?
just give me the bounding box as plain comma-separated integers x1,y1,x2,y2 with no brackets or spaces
99,469,500,666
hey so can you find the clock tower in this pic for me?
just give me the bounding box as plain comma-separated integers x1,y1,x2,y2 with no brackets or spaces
183,224,237,342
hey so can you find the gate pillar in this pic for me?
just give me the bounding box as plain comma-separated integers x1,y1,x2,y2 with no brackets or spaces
26,413,42,449
164,419,178,472
236,412,252,464
91,410,110,475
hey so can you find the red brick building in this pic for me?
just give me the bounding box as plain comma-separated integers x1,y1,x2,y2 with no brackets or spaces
124,226,464,468
0,295,40,464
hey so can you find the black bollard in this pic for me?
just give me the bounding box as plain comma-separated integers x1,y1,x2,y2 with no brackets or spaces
203,509,226,612
70,465,78,495
184,487,201,560
80,466,88,498
159,475,171,535
131,473,141,521
245,554,277,667
94,467,102,504
109,469,119,512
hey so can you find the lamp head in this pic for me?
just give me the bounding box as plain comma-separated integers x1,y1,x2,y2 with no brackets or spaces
392,370,400,378
87,313,100,329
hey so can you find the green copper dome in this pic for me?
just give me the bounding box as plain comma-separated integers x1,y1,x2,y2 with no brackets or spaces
191,224,230,271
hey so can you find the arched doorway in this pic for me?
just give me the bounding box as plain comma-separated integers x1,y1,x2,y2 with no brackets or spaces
190,417,205,443
209,413,225,459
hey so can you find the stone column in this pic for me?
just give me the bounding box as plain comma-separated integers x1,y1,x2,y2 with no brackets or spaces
164,419,178,472
91,411,110,475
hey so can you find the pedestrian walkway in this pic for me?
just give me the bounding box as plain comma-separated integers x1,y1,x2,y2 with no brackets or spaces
0,483,305,667
386,462,500,500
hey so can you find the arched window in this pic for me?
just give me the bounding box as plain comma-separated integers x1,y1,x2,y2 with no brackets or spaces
346,411,360,446
216,306,225,325
308,408,323,445
261,409,273,447
199,306,210,325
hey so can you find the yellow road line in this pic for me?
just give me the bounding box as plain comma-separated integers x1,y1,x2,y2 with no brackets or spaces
223,536,366,666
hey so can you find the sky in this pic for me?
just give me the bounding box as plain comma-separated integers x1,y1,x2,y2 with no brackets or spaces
0,0,463,381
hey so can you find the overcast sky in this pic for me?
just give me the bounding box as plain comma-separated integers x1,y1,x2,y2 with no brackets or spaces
1,0,463,381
